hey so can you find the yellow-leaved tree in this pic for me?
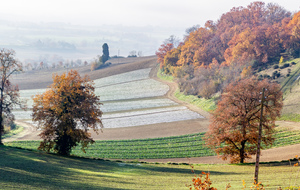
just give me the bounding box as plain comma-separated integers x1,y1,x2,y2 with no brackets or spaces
32,70,103,155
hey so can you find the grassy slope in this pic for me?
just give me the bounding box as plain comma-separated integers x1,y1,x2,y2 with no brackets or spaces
278,58,300,119
158,58,300,121
2,125,23,139
258,58,300,120
157,69,216,113
0,145,299,189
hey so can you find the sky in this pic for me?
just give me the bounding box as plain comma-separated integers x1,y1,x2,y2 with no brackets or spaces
0,0,299,29
0,0,299,59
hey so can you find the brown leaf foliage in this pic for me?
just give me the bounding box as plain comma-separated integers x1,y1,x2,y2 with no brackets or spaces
158,2,300,98
32,70,103,155
205,77,282,163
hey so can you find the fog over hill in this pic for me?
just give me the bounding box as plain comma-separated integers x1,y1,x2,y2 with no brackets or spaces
0,20,182,63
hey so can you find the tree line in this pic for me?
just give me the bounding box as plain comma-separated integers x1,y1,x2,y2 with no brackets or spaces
156,1,300,98
157,1,288,164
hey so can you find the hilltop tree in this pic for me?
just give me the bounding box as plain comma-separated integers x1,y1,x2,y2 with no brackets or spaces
32,70,103,155
205,77,282,163
0,49,24,145
101,43,109,63
156,43,174,69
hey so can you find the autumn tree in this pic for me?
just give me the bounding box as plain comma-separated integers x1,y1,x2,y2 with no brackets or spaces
157,2,296,100
205,77,282,163
156,43,174,69
32,70,103,155
0,49,24,145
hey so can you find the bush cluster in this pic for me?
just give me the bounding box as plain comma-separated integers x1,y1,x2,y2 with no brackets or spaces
280,63,290,69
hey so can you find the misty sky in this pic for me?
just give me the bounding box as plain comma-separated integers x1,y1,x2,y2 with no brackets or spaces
0,0,299,59
1,0,298,28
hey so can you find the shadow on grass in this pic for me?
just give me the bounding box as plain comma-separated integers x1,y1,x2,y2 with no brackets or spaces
133,164,237,176
0,145,130,190
2,145,294,189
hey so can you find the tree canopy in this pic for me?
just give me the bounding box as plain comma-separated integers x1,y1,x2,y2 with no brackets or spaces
32,70,103,155
102,43,109,63
0,49,24,145
156,2,300,98
205,77,283,163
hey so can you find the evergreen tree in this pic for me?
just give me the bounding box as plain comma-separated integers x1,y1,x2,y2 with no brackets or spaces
102,43,109,63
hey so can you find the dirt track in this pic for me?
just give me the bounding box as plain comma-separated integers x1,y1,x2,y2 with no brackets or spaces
5,57,300,164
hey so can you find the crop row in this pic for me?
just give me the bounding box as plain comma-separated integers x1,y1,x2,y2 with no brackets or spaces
5,129,300,159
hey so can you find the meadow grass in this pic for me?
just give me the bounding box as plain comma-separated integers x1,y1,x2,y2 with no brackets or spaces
279,58,300,96
5,127,300,160
174,90,217,112
157,68,217,112
157,69,174,81
2,125,24,139
0,145,299,189
278,114,300,122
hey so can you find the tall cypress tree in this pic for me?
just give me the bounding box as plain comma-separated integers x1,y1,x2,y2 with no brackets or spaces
102,43,109,63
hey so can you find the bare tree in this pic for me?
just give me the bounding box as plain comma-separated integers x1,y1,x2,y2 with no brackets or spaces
0,49,24,145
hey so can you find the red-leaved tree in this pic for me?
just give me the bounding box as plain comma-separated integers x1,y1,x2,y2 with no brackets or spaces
205,77,282,163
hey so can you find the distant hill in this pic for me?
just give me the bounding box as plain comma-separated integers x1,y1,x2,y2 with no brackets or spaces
11,56,157,90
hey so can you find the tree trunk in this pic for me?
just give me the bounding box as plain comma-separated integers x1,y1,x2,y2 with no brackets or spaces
0,116,3,145
240,140,246,163
0,86,3,145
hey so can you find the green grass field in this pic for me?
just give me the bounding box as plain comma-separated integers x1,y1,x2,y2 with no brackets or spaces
0,145,299,190
174,90,217,113
2,125,23,139
157,68,174,81
278,114,300,122
5,126,300,160
157,68,217,113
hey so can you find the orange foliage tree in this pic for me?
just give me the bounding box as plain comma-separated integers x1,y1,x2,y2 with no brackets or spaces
159,2,294,73
156,2,296,99
205,77,282,163
32,70,103,155
155,43,174,69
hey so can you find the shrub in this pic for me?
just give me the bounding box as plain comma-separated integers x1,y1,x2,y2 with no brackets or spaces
272,71,278,79
280,63,290,69
273,65,279,69
186,165,222,190
291,62,297,65
263,74,271,79
277,72,281,78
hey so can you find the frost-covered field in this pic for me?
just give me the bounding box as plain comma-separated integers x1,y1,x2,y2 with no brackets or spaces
13,68,203,128
102,106,202,128
102,98,178,113
96,79,169,101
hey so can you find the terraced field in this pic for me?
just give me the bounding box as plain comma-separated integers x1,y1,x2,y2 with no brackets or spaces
12,67,203,129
